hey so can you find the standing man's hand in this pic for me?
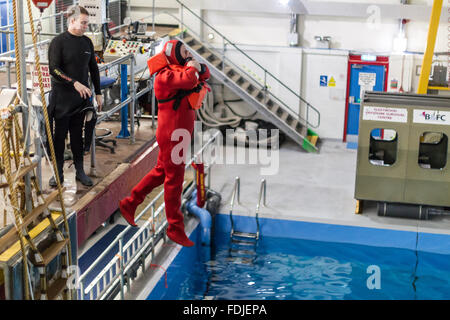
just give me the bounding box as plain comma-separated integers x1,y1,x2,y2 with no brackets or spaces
73,81,92,99
95,94,103,112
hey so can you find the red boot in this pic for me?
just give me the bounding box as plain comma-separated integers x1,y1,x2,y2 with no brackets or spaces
167,223,194,247
119,198,138,227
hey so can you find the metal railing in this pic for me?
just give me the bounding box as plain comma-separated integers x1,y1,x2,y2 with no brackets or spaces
173,0,320,129
229,176,240,236
255,179,266,240
78,130,222,300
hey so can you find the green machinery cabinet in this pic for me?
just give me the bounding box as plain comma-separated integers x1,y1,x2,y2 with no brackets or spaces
355,92,450,207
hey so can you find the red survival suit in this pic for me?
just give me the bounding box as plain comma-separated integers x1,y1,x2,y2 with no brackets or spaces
119,40,210,247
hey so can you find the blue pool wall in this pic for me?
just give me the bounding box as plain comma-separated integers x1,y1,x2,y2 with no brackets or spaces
146,213,450,299
147,226,202,300
214,213,450,256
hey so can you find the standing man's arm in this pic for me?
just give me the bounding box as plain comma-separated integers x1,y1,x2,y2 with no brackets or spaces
87,39,102,112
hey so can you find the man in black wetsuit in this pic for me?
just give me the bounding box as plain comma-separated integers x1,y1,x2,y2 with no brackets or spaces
48,5,102,187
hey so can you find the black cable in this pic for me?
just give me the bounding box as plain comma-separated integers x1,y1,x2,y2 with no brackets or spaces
412,229,419,299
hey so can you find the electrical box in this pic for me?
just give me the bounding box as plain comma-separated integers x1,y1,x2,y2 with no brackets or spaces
79,0,105,25
355,91,450,207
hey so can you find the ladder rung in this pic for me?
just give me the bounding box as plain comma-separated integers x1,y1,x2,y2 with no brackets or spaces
231,238,255,246
35,238,69,267
232,231,257,239
21,188,64,229
46,277,67,300
227,256,253,264
230,249,256,256
12,162,38,182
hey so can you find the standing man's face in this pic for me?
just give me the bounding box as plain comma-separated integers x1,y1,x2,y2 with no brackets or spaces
70,14,89,36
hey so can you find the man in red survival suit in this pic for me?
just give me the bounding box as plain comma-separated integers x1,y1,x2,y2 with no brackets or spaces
119,40,210,247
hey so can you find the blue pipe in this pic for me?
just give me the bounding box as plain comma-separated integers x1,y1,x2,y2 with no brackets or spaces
186,189,211,246
117,64,130,138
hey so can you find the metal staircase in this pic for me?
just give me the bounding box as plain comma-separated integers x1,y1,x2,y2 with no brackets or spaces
172,0,321,152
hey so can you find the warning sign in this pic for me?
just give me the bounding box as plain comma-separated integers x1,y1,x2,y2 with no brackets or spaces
358,73,376,87
32,64,51,91
328,76,336,87
363,106,408,123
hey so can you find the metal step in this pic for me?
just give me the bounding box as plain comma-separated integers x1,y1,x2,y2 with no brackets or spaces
231,238,256,246
226,256,254,265
45,277,67,300
230,248,256,256
183,36,195,45
190,43,204,52
232,231,257,239
34,238,69,267
21,188,63,229
11,162,38,182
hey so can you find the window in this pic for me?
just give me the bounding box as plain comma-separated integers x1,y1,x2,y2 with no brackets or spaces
369,129,398,166
418,132,447,169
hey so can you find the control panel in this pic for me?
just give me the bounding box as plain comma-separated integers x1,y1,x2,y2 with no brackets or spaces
103,39,143,63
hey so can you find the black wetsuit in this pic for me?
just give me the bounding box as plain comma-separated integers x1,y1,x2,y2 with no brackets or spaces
47,31,100,172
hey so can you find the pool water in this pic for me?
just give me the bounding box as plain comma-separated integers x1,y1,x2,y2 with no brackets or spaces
147,229,450,300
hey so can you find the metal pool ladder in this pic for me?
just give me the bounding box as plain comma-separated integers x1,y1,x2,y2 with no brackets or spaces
229,177,266,243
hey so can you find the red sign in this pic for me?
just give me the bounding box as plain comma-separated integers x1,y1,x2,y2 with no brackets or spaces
32,65,51,91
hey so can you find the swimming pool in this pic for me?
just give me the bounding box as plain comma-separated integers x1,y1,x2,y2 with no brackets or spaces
146,215,450,300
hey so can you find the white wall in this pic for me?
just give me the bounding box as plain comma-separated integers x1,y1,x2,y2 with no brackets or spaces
128,0,450,140
301,49,349,140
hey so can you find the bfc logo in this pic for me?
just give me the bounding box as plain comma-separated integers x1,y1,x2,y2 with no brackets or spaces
422,111,446,122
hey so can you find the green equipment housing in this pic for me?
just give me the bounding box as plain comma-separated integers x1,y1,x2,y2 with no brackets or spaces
355,92,450,208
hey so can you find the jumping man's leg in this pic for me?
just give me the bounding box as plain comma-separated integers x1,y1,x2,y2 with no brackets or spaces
119,152,165,226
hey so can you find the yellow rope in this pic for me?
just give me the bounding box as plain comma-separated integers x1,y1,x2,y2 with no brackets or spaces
11,0,21,107
9,0,30,299
0,118,30,300
24,0,73,284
